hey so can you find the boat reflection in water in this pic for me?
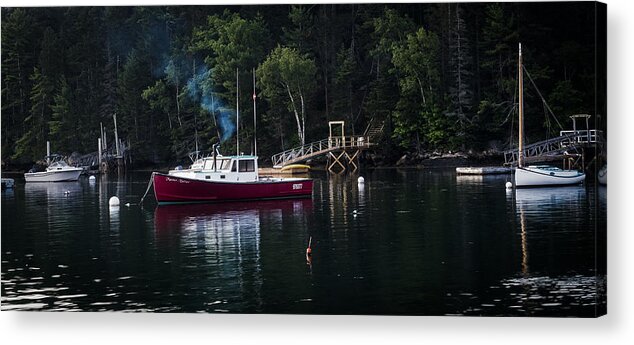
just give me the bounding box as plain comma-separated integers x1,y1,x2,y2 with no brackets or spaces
24,181,83,222
152,199,313,312
514,186,587,220
154,199,313,235
514,185,587,275
495,185,605,316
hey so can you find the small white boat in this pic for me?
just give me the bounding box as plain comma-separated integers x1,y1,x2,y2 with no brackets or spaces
24,155,83,182
1,178,15,189
515,165,585,187
513,43,585,188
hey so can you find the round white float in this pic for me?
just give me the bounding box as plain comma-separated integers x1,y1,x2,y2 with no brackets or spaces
89,175,96,182
505,181,513,189
358,176,365,184
109,196,120,207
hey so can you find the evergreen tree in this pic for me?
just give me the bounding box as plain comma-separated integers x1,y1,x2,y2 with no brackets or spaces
13,67,55,160
1,8,36,161
392,27,446,150
48,78,75,152
446,4,475,147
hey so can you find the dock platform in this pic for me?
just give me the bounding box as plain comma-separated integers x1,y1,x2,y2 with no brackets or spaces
456,167,514,175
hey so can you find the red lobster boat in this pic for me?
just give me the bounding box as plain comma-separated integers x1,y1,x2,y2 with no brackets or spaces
152,147,313,204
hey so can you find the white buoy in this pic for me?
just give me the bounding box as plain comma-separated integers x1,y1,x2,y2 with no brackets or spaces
109,196,120,207
89,175,96,182
505,181,513,189
358,176,365,184
125,203,131,207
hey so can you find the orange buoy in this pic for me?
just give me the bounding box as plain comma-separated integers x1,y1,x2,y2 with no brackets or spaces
306,236,313,256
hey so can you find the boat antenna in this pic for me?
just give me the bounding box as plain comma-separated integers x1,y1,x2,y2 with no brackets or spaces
195,129,199,161
236,67,240,157
518,42,524,168
253,67,257,157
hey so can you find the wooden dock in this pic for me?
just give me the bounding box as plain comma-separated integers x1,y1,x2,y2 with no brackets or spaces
503,129,605,167
270,119,384,173
456,167,514,175
258,167,309,176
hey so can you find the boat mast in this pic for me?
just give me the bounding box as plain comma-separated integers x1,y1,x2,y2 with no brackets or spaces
236,68,240,157
253,68,257,157
518,43,525,168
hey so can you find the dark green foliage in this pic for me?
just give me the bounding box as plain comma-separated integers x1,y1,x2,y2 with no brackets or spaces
1,4,604,166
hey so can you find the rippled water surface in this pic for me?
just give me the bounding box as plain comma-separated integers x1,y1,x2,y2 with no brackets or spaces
1,170,606,316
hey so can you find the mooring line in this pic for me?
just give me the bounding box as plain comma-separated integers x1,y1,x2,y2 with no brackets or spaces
139,172,155,204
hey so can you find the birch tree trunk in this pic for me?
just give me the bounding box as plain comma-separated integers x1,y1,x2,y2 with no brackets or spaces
285,83,304,146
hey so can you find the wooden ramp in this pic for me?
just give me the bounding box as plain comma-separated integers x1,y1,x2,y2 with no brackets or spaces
504,129,605,166
271,136,372,168
270,118,384,172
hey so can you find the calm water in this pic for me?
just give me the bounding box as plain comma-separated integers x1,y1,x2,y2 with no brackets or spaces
1,169,606,316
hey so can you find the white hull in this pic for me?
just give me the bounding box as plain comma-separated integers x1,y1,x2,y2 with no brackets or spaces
24,168,83,182
515,166,585,187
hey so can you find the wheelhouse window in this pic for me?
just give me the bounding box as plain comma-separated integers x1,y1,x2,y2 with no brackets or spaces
219,159,231,170
238,159,255,172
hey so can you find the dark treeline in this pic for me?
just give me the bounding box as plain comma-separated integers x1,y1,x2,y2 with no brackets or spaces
1,3,606,167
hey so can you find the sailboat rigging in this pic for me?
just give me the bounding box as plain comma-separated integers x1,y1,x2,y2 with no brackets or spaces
514,43,586,187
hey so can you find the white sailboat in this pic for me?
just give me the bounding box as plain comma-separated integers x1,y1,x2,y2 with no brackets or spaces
514,43,585,188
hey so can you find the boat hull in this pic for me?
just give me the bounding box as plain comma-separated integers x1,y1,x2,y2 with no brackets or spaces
153,173,313,203
24,168,83,182
515,167,585,187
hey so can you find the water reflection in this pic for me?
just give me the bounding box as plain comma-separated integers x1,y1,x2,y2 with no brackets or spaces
597,185,607,209
455,174,484,184
514,186,587,274
24,182,83,226
153,199,313,312
154,199,313,234
24,181,83,199
2,170,605,315
475,185,606,316
515,186,587,216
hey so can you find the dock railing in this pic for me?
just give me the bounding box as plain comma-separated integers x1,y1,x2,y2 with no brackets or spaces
504,130,604,165
558,129,602,145
271,136,371,168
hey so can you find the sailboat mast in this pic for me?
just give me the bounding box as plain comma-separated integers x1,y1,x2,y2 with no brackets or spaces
518,43,525,168
236,68,240,157
253,68,257,157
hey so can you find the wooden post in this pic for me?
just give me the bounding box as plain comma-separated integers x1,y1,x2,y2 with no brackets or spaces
586,116,590,143
113,113,120,157
98,138,102,171
46,141,51,165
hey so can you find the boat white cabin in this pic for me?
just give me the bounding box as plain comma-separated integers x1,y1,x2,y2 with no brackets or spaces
168,154,261,183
